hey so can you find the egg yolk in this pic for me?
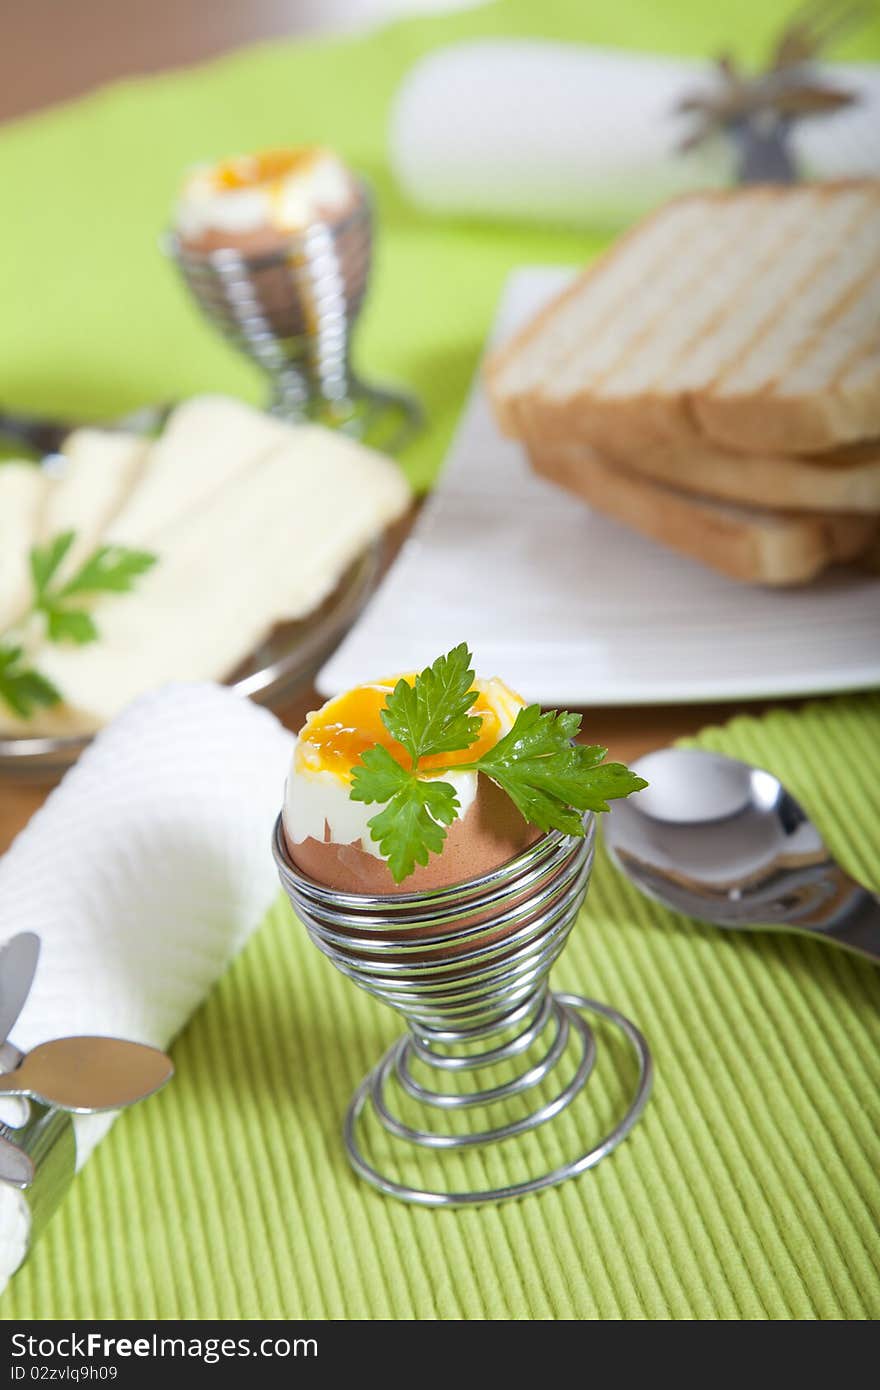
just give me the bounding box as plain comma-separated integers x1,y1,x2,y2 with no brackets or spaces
212,146,322,192
296,677,506,781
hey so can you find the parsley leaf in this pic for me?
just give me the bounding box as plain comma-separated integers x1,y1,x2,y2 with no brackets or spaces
28,535,157,650
350,743,413,804
0,645,61,720
352,746,461,883
0,530,159,717
30,531,76,601
44,607,99,645
380,642,482,767
348,643,649,884
474,705,648,831
59,545,157,598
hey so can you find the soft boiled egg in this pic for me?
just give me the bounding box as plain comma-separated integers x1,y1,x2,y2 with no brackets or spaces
282,673,541,894
175,146,358,255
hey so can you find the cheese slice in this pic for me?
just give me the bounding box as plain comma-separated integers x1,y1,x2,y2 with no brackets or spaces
0,462,50,632
43,429,150,580
108,395,289,545
30,426,411,731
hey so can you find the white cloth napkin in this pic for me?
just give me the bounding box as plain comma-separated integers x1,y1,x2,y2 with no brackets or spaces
390,41,880,227
0,683,293,1290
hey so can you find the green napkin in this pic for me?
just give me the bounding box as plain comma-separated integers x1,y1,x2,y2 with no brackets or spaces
3,691,878,1320
0,0,877,492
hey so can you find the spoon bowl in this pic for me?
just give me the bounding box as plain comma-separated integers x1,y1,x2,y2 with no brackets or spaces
605,748,880,963
0,1037,174,1114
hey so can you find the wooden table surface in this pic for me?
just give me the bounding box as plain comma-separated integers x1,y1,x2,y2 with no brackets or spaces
0,0,803,854
0,1,395,123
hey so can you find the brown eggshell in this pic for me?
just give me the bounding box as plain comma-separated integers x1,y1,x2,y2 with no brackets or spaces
178,223,302,257
332,856,573,968
176,182,365,341
286,773,542,898
176,183,359,259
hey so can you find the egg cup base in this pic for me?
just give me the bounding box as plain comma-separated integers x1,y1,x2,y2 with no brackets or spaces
267,371,423,455
342,990,653,1208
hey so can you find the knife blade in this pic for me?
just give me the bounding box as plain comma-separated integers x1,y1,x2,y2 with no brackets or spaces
0,933,40,1046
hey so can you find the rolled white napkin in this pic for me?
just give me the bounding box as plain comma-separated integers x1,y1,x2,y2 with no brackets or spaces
390,41,880,227
0,682,292,1290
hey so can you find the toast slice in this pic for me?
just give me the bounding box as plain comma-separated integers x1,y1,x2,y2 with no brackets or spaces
597,434,880,514
527,440,879,585
487,182,880,458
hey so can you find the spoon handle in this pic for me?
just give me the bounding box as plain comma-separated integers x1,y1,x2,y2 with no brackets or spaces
818,892,880,964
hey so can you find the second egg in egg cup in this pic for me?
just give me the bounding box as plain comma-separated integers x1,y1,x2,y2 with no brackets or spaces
166,147,422,452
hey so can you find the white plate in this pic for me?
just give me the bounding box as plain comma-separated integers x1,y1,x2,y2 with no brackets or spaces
318,267,880,706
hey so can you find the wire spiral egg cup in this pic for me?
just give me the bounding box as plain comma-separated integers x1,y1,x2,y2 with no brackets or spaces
274,814,652,1207
166,180,421,452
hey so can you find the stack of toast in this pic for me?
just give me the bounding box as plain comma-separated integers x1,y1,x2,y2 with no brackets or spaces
486,182,880,584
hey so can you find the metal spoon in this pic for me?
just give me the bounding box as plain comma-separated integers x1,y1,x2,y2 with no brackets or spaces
0,1037,174,1113
604,748,880,964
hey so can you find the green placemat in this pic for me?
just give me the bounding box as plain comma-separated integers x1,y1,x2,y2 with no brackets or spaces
2,0,879,1323
3,691,878,1320
0,0,877,492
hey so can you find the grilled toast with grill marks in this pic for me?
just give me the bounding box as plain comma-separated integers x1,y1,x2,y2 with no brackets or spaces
487,183,880,459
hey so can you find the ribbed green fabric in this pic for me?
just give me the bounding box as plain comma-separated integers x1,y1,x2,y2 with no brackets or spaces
2,692,878,1320
1,0,878,1323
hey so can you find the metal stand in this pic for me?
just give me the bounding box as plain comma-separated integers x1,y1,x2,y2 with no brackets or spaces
165,181,422,454
274,814,653,1207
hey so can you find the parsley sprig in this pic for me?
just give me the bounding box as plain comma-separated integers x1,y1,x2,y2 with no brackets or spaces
0,530,157,720
350,643,648,883
0,644,60,721
29,530,156,645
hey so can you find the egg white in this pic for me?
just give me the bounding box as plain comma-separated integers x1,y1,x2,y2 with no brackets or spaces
176,151,355,238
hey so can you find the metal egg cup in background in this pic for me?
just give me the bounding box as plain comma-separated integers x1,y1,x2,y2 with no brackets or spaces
274,814,652,1207
166,180,422,454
